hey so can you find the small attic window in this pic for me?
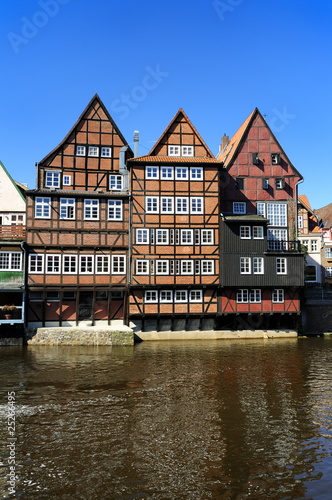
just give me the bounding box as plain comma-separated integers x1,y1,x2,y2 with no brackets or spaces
182,146,194,157
271,153,280,165
76,145,86,156
168,145,180,156
275,178,285,190
252,153,260,165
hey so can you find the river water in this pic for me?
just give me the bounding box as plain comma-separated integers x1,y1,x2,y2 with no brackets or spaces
1,337,332,499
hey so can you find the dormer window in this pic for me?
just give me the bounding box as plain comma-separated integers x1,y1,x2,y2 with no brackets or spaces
45,171,60,189
168,145,180,156
271,153,280,165
252,153,259,165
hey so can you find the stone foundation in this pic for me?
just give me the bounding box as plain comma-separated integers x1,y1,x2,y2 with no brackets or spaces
27,327,134,346
134,329,298,341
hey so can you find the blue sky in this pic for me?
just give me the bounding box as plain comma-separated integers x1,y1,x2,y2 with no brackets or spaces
1,0,331,209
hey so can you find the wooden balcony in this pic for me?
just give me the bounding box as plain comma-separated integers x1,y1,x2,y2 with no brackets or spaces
267,240,302,252
0,225,26,240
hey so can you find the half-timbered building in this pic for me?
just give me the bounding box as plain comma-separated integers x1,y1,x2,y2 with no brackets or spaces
25,95,133,328
217,108,304,330
128,110,221,331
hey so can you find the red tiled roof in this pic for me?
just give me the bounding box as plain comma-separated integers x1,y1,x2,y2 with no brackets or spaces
129,155,219,163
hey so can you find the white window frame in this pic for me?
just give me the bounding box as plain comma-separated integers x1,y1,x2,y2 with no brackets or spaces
253,257,264,274
311,240,318,252
63,255,78,274
35,197,51,219
201,229,214,245
108,199,123,220
240,226,251,239
112,255,126,274
253,226,264,239
237,289,248,303
190,197,203,214
80,255,94,274
272,289,284,303
76,145,86,156
160,197,174,213
276,257,287,275
181,260,194,275
60,198,75,220
145,166,159,179
46,254,61,274
88,146,99,157
325,267,332,277
190,167,203,180
240,257,251,274
101,147,112,157
201,260,214,275
275,178,284,190
168,145,180,156
257,202,266,217
0,252,22,271
145,290,158,303
267,203,287,227
156,260,169,275
189,290,202,302
182,146,194,157
45,171,60,189
233,202,246,214
175,167,188,180
135,260,149,275
249,289,262,303
298,215,303,229
180,229,193,245
29,254,44,274
176,197,189,214
146,197,159,213
63,175,71,186
325,247,332,258
109,175,123,191
156,229,169,245
160,290,173,303
160,166,174,179
96,255,110,274
136,229,149,244
174,290,188,302
84,199,99,220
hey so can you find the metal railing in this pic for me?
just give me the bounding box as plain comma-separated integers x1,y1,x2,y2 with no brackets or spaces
267,240,301,252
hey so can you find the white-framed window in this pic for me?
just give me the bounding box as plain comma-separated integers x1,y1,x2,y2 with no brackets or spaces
146,197,159,213
240,257,251,274
0,252,22,271
181,229,193,244
181,260,194,275
145,290,158,303
250,289,261,303
237,289,248,303
29,254,44,273
80,255,94,274
253,226,264,239
257,202,266,217
146,166,159,179
161,166,174,179
190,290,202,302
271,153,280,165
109,175,123,190
160,197,174,213
136,260,149,275
267,203,287,226
240,226,251,239
201,260,214,274
108,199,123,220
35,197,51,219
182,146,194,156
156,260,169,275
60,198,75,219
84,199,99,220
298,215,303,229
101,147,112,157
276,257,287,274
275,178,284,189
176,197,189,214
272,289,284,303
174,290,188,302
168,145,180,156
88,146,99,157
325,267,332,277
136,229,149,244
112,255,126,274
201,229,214,245
46,254,61,274
160,290,173,302
63,175,71,186
253,257,264,274
96,255,110,274
63,255,77,274
267,229,288,250
191,197,203,213
45,171,60,189
325,247,332,258
10,214,25,225
156,229,169,244
76,145,86,156
311,240,318,252
190,167,203,180
233,202,246,214
175,167,188,180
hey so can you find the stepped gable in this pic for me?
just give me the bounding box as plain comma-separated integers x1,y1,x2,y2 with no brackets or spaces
38,93,132,172
217,107,302,180
147,108,215,159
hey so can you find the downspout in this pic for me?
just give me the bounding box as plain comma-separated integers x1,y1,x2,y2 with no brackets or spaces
120,145,131,326
20,240,27,338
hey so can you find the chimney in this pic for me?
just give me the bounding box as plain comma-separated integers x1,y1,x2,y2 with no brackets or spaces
221,134,229,151
133,130,139,158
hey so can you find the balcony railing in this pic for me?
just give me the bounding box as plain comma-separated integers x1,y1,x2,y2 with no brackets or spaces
0,225,26,239
267,240,301,252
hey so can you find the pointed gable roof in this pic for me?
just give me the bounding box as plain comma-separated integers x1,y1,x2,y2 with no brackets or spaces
217,107,303,179
0,161,26,206
39,94,132,165
147,108,214,159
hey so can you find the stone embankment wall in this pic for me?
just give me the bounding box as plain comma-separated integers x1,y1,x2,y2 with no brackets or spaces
27,327,134,346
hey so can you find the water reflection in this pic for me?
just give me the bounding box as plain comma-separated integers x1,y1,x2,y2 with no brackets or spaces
1,339,332,498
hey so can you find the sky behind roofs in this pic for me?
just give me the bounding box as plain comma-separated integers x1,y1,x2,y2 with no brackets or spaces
1,0,332,209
